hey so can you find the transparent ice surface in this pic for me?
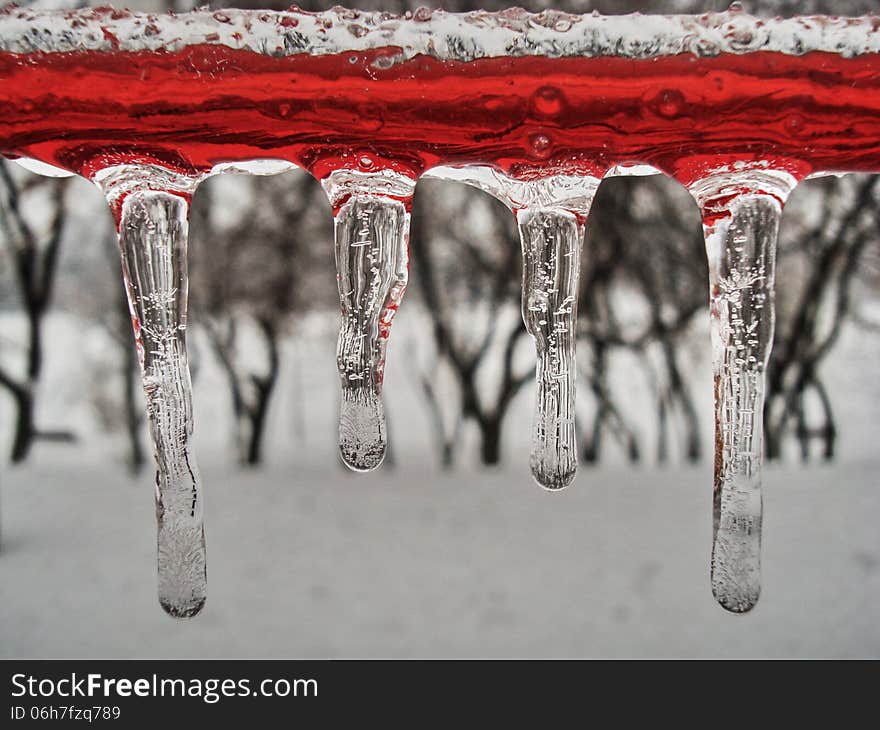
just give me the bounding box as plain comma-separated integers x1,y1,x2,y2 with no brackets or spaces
96,165,206,618
323,169,415,471
691,167,797,613
518,208,583,490
429,166,600,489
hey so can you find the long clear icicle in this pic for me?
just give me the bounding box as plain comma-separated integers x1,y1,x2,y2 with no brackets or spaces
322,169,415,471
95,164,206,618
690,168,797,613
518,208,584,489
426,167,600,489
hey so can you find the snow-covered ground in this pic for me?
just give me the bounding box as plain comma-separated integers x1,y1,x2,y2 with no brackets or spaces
1,460,877,658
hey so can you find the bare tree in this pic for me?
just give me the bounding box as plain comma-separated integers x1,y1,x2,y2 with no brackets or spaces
190,171,323,466
410,181,532,466
0,161,75,462
576,176,706,464
765,175,880,461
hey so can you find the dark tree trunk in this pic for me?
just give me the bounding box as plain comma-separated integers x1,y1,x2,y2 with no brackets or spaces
9,385,34,464
582,407,604,464
478,417,502,466
763,389,783,460
814,380,837,461
661,339,701,463
243,382,273,467
238,318,281,468
244,412,266,466
656,393,668,464
796,389,810,462
626,434,641,463
0,164,70,465
27,306,42,381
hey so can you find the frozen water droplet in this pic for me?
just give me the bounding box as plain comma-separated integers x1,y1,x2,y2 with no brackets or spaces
529,133,553,159
339,387,386,471
371,54,397,70
655,89,685,118
785,113,805,135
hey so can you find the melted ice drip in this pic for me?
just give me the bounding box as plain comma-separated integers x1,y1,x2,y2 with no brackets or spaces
323,169,415,471
691,167,797,613
96,165,206,618
428,167,600,488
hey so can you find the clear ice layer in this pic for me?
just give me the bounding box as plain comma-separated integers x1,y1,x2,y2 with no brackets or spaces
519,208,583,490
428,167,600,489
324,170,414,472
692,167,796,613
97,166,206,618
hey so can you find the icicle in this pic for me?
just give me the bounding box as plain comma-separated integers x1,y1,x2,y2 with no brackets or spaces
690,167,798,613
94,164,206,618
322,168,416,471
518,208,584,489
425,167,600,489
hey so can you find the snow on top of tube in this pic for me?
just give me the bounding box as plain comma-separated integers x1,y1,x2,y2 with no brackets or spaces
0,5,879,60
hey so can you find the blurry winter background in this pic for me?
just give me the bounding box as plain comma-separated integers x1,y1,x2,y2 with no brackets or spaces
1,0,879,658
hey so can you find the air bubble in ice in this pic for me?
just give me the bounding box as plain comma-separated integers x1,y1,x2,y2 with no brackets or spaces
655,89,685,118
529,133,553,159
531,86,565,117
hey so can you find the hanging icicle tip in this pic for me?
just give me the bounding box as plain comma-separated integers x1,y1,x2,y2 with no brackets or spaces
689,166,799,613
95,163,208,619
422,167,604,491
322,168,416,472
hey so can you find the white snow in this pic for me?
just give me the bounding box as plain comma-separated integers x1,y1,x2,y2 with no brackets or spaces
2,6,880,60
0,460,877,658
